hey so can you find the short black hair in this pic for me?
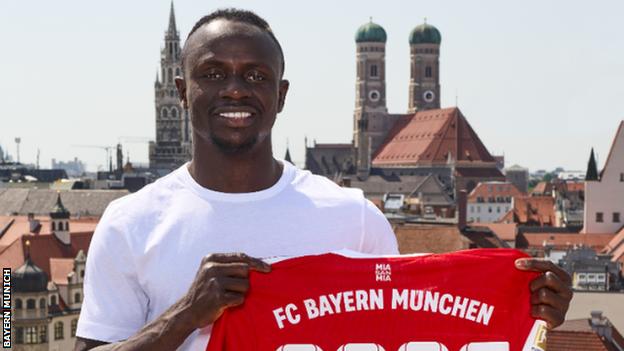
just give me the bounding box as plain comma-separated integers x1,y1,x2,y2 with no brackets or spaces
181,8,285,77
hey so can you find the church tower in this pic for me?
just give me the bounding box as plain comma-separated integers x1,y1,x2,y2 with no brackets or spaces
149,2,192,170
353,19,388,178
50,193,71,245
408,20,441,113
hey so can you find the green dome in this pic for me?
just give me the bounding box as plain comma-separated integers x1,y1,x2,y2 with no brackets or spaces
355,20,387,43
409,22,441,45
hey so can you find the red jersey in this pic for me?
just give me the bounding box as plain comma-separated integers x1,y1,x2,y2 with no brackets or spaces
206,249,547,351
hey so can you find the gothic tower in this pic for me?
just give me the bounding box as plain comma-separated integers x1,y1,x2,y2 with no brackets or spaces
149,2,192,170
354,19,388,178
50,193,71,245
408,20,441,113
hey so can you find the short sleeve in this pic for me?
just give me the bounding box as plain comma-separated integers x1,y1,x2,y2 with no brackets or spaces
76,202,149,342
360,198,399,255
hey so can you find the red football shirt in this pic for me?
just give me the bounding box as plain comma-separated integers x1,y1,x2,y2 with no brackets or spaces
206,249,547,351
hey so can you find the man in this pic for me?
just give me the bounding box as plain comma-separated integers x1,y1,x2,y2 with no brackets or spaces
75,9,572,351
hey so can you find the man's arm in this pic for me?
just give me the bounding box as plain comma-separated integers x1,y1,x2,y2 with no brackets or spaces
74,253,271,351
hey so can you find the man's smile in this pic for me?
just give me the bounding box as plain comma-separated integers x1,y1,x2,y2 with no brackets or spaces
213,105,259,127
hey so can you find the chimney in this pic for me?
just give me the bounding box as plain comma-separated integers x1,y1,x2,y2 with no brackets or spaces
589,311,613,340
458,189,467,230
27,213,41,234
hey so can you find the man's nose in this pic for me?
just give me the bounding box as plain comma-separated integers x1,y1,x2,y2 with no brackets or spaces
219,76,251,100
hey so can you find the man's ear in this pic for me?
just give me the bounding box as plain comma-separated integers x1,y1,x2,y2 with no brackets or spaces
277,79,290,113
175,77,188,109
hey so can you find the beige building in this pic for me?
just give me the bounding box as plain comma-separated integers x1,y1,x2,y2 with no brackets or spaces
584,121,624,234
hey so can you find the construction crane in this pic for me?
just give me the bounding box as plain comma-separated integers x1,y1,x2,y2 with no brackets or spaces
71,144,115,172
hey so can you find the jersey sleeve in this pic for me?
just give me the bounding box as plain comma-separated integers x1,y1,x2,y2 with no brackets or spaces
75,201,149,342
360,197,399,255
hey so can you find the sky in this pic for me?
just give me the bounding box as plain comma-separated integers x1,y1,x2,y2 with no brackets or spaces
1,0,623,172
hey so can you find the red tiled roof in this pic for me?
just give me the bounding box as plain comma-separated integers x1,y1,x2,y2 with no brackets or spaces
0,215,98,247
468,182,523,201
24,232,93,280
372,107,496,166
521,233,616,252
469,222,517,241
604,226,624,263
547,318,624,351
547,331,613,351
564,181,585,192
508,196,555,226
531,181,553,195
50,258,75,285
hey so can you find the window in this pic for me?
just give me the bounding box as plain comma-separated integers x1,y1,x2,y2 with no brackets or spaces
51,295,56,305
71,319,78,337
15,298,22,309
74,292,81,303
425,66,432,78
80,270,84,278
488,207,492,213
25,326,37,344
370,64,378,78
614,212,621,223
596,212,604,222
51,222,56,231
54,322,64,340
168,68,173,83
161,108,168,119
39,298,46,309
497,206,501,213
15,327,24,344
171,107,178,118
39,325,47,343
621,173,624,182
26,298,36,309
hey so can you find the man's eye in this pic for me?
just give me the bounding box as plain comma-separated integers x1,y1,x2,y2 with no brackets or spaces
201,70,224,80
246,71,266,82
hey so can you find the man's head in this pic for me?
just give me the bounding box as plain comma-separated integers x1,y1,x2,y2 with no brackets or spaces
176,9,289,155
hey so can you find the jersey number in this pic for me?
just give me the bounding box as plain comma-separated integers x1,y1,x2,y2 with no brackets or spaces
276,342,509,351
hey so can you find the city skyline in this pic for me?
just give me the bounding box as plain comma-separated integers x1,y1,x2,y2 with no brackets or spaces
1,0,622,172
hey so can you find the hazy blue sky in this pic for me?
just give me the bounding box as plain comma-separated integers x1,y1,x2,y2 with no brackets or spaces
1,0,622,172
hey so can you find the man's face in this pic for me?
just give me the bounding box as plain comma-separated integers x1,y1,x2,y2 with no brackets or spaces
177,19,289,154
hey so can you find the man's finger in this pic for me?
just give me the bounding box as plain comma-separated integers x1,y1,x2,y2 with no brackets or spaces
529,271,573,299
530,288,568,312
515,258,571,285
204,253,271,272
531,304,564,329
221,277,250,294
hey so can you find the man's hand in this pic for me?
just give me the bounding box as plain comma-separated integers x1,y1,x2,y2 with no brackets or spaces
179,253,271,329
515,258,573,329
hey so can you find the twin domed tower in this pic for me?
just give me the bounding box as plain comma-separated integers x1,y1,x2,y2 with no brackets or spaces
353,19,442,176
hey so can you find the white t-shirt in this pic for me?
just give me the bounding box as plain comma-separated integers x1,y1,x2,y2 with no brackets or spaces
76,160,398,350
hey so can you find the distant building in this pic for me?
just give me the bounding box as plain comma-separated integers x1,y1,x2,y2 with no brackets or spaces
548,311,624,350
558,247,622,291
584,121,624,234
149,3,192,171
515,227,615,262
305,20,504,200
557,170,585,181
504,164,529,194
3,196,94,350
467,181,522,223
500,196,556,227
553,180,585,228
51,158,86,178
